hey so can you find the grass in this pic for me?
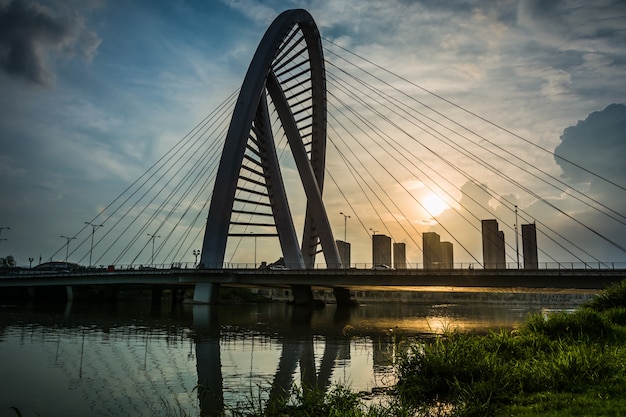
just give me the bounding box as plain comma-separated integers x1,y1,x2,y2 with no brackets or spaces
394,280,626,416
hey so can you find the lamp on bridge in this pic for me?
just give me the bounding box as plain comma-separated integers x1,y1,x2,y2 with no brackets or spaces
84,222,103,268
60,235,76,262
193,249,200,267
147,233,161,266
249,232,257,267
340,212,350,243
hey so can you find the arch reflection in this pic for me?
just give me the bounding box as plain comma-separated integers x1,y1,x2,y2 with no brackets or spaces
192,305,354,416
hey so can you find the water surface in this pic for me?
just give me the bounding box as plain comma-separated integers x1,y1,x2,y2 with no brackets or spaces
0,294,589,416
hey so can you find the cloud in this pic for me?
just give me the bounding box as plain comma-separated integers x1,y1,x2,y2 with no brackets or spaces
219,0,278,25
0,0,101,85
518,0,626,45
554,103,626,185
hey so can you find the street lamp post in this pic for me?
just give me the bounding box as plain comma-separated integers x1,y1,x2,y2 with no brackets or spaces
85,222,103,268
60,235,75,261
147,233,161,266
193,249,200,267
249,232,257,267
339,212,350,243
514,205,520,269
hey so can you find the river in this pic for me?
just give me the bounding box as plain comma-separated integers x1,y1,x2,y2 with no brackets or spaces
0,290,593,417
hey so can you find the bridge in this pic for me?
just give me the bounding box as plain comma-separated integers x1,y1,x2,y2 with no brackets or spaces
2,264,625,305
2,9,625,305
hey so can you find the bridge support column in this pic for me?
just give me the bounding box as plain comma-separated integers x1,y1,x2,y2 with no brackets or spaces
290,284,315,306
151,286,162,306
332,287,356,307
170,288,183,306
65,286,74,303
193,283,221,304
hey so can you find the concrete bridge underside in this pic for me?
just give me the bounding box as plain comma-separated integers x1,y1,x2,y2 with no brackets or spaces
2,268,624,302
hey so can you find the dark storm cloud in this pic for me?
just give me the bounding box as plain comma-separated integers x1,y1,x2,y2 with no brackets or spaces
0,0,100,85
555,103,626,185
520,0,626,43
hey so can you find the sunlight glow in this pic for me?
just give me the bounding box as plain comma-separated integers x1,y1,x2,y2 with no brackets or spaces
422,193,449,216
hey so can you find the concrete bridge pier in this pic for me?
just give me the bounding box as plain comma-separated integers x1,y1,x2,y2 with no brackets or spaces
333,287,356,306
170,288,183,306
290,284,315,306
192,283,221,304
65,285,73,303
151,286,162,306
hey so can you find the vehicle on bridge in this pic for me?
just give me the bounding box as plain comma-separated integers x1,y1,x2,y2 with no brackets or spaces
33,261,84,273
373,264,395,270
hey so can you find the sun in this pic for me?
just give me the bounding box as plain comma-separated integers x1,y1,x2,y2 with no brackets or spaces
422,193,449,216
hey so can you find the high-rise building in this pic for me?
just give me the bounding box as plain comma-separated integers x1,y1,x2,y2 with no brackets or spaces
336,240,351,269
393,242,406,269
482,219,505,269
522,223,538,269
423,232,441,269
372,234,392,267
440,241,454,268
423,232,454,269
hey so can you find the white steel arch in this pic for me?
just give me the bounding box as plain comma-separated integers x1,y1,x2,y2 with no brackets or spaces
196,9,348,304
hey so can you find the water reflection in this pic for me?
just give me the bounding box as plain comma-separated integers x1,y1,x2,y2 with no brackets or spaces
191,305,355,416
0,296,584,416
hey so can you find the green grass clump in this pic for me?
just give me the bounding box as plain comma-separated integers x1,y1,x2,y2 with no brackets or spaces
585,279,626,311
520,308,613,340
395,280,626,417
224,383,428,417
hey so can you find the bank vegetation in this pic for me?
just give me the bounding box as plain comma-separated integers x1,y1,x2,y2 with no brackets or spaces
226,280,626,417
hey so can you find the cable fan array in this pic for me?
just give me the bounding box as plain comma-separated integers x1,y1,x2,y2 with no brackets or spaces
49,39,626,268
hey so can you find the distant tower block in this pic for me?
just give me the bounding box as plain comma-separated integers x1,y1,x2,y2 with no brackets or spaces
372,234,392,267
522,223,538,269
440,241,453,268
336,240,351,269
423,232,442,269
482,219,505,269
393,242,406,269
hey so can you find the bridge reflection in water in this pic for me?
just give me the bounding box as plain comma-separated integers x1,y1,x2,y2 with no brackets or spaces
0,297,587,416
193,305,356,416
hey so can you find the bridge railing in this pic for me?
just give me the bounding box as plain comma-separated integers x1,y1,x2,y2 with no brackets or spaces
110,261,626,270
7,261,626,275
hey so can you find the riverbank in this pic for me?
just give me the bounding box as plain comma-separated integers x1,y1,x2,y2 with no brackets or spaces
238,280,626,416
394,280,626,416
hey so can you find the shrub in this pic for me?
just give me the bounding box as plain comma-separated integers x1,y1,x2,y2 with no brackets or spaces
586,279,626,311
520,308,613,340
603,307,626,326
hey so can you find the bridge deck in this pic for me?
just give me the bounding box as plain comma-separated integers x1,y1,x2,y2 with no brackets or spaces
1,268,624,291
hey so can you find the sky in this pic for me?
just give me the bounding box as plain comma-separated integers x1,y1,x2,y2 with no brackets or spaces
1,0,625,267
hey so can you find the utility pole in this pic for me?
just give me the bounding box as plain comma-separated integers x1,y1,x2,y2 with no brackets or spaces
340,212,350,243
85,222,103,268
147,233,161,266
514,205,520,269
60,235,76,261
